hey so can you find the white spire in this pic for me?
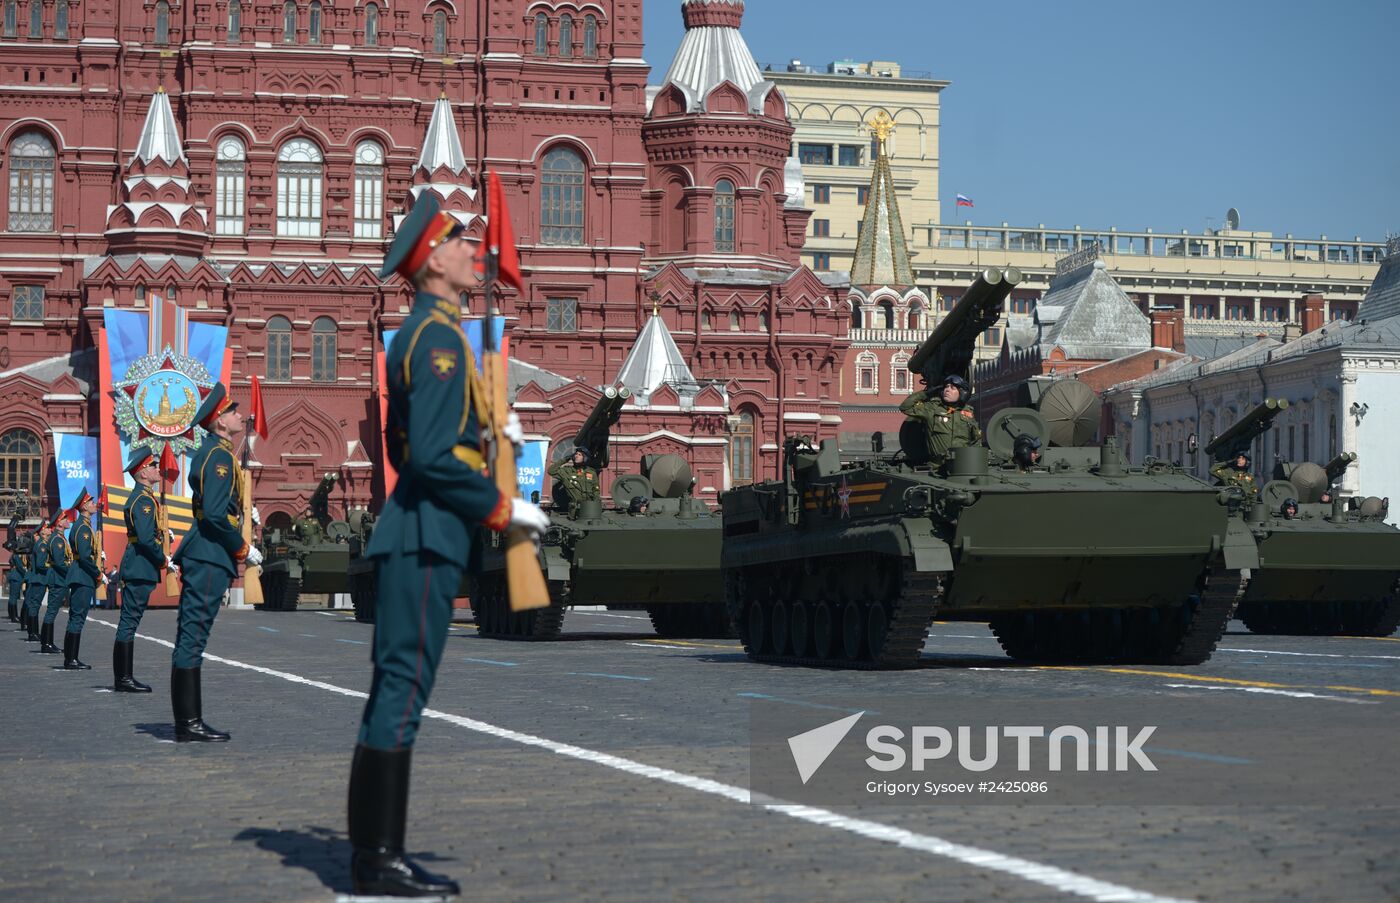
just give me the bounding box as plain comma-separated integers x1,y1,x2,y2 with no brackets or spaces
132,87,187,166
616,310,699,401
656,0,773,115
416,94,468,175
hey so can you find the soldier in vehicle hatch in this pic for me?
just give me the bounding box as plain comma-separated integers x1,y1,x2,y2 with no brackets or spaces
549,448,601,509
1210,451,1258,498
1012,434,1043,471
899,374,982,467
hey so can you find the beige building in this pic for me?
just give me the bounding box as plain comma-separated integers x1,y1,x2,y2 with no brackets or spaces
766,60,946,275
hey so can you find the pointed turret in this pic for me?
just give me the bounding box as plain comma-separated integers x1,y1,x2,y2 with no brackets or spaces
104,87,208,253
850,112,914,289
615,308,700,404
405,94,477,230
658,0,773,115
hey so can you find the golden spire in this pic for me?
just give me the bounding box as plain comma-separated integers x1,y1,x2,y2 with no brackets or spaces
865,111,895,156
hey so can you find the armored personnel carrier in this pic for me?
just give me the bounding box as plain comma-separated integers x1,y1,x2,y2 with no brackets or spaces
472,387,728,641
260,473,353,611
345,508,378,622
721,268,1257,669
1204,405,1400,636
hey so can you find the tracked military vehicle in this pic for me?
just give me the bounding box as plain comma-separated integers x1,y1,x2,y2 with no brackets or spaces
260,473,353,611
721,268,1257,669
472,386,728,641
1204,404,1400,636
345,508,378,622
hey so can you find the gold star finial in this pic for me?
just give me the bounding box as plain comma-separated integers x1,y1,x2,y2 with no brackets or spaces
866,111,895,155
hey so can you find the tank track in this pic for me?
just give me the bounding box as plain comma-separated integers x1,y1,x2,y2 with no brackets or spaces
259,572,302,612
1239,585,1400,637
989,566,1244,665
471,573,567,641
727,556,941,670
646,602,736,639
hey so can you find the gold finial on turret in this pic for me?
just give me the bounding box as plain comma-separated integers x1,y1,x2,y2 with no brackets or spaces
865,110,895,155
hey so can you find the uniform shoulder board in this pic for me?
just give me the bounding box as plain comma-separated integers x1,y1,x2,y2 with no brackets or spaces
960,409,975,419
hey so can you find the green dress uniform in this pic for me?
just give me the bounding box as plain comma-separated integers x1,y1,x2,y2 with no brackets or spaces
62,500,100,670
23,532,49,640
6,543,26,624
899,389,983,465
548,460,601,508
114,451,163,691
43,526,71,626
1210,461,1259,498
168,383,247,742
347,194,512,898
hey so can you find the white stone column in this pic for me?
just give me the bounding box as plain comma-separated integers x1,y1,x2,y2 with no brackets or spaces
1252,296,1261,321
1288,297,1297,322
1218,295,1227,319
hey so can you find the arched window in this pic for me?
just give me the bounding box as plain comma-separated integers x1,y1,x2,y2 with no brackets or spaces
214,135,246,235
701,310,713,330
276,138,323,237
759,311,770,332
879,299,895,329
7,131,55,232
282,1,296,42
308,0,321,43
364,2,378,45
266,316,292,381
855,352,878,393
908,307,921,330
558,14,572,57
729,411,754,486
227,0,240,40
135,283,147,305
0,428,42,502
55,0,68,38
851,307,862,329
3,0,15,37
583,14,597,57
10,284,43,319
353,140,384,239
714,179,735,252
890,353,911,393
532,12,547,55
728,310,740,331
28,0,41,36
165,284,177,305
432,8,446,55
155,0,169,44
312,317,337,382
540,146,584,246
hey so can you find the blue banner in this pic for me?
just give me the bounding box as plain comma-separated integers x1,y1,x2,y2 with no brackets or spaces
515,440,550,504
463,317,507,373
53,434,100,511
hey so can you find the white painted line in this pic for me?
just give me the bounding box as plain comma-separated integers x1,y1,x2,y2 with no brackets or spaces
83,615,1191,903
626,642,690,650
1218,647,1400,662
571,611,650,621
314,611,341,618
1162,683,1374,704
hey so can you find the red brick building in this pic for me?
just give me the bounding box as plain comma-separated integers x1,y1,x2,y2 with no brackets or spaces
0,0,848,542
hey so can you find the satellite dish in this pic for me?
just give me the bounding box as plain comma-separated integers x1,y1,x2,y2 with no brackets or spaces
1037,379,1103,447
1225,208,1240,231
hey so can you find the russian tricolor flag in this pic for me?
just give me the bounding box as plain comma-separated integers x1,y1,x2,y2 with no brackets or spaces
956,194,974,208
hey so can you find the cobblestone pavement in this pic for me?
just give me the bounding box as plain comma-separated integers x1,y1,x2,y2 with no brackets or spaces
1,602,1397,902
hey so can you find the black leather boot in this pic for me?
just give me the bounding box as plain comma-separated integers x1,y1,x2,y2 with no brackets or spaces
62,632,91,670
114,641,152,692
348,745,460,897
171,667,229,742
39,621,61,654
6,601,14,622
24,610,39,641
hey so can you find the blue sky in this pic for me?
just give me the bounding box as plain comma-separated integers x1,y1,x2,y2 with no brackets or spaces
643,0,1399,241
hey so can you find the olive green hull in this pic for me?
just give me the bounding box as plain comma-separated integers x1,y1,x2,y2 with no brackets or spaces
1244,522,1400,604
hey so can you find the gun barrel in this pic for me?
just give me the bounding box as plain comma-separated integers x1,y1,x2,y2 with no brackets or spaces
1204,398,1289,459
908,267,1021,381
574,386,631,469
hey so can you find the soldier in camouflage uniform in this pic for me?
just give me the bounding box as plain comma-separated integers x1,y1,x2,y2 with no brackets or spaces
1210,451,1259,498
899,374,983,467
549,448,601,510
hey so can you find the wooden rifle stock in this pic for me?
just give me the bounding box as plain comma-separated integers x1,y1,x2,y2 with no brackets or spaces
93,510,106,602
240,421,263,606
160,490,180,595
485,343,549,612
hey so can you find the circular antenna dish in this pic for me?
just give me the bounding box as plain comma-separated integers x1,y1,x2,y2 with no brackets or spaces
610,474,653,508
646,454,694,499
1037,379,1102,447
1261,479,1297,513
1225,207,1240,231
986,407,1049,459
1287,462,1328,504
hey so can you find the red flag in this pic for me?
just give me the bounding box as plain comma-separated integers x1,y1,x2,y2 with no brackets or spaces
97,485,109,514
159,443,180,491
485,170,524,293
250,374,270,440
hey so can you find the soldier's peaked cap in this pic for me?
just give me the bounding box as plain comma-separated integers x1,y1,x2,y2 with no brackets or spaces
194,382,238,429
380,193,465,281
125,446,157,474
70,487,93,510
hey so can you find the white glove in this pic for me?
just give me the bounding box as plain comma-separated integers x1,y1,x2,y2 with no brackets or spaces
101,573,110,586
244,545,264,568
508,498,550,536
166,556,179,573
167,528,176,544
100,550,108,562
251,505,261,526
502,412,526,451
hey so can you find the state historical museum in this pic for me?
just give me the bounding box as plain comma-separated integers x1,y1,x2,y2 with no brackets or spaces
0,0,852,531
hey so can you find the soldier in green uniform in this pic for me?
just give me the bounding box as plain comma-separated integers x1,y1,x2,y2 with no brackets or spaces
549,447,601,511
349,194,549,897
1210,451,1258,498
114,447,164,692
22,518,51,642
61,488,102,670
1012,434,1043,471
169,383,262,742
5,515,27,624
899,374,983,467
40,509,72,655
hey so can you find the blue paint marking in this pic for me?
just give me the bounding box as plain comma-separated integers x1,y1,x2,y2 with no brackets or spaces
567,672,651,682
257,626,279,633
462,657,519,667
336,638,369,646
738,692,871,715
